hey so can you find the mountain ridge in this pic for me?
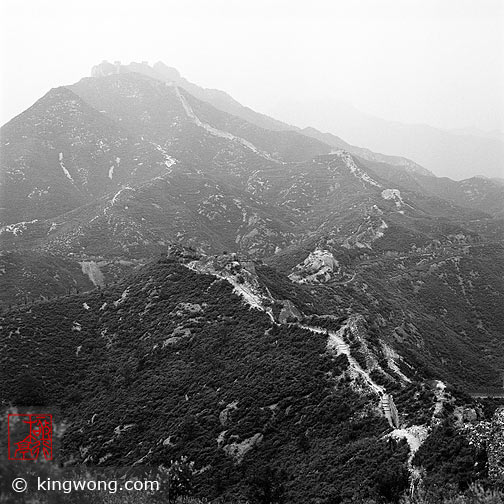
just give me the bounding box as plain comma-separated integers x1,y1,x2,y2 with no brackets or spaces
1,61,504,502
89,61,436,176
269,98,504,180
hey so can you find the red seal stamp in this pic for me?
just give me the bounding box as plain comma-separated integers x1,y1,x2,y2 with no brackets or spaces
8,413,53,461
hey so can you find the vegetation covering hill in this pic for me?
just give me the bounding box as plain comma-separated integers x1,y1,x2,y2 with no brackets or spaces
363,160,504,219
90,61,437,176
0,250,94,306
1,257,503,503
1,62,504,503
0,86,175,225
1,67,502,390
90,61,504,217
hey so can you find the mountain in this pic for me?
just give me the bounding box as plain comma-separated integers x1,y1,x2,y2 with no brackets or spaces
269,99,504,180
1,63,504,503
91,60,305,132
90,61,435,177
69,72,331,165
0,86,175,225
360,159,504,218
0,253,500,502
84,61,504,218
301,126,434,177
1,69,502,328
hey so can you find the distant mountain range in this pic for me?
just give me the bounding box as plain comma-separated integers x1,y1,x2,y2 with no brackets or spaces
268,99,504,180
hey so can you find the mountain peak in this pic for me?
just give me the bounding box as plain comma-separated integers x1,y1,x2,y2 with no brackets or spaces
152,61,181,80
90,60,182,83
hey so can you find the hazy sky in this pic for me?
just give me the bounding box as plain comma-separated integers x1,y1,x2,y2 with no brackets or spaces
1,0,503,133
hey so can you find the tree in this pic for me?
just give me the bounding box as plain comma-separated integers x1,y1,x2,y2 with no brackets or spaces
157,457,195,502
13,375,47,406
297,432,310,453
246,465,287,504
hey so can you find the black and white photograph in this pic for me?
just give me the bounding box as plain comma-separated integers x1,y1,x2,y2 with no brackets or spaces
1,0,503,502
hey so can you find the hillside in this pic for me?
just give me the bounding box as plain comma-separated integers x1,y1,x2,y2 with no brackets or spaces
0,86,175,225
1,256,501,502
91,60,441,178
1,62,504,503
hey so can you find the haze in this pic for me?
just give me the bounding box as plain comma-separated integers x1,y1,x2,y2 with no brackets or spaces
1,0,503,173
